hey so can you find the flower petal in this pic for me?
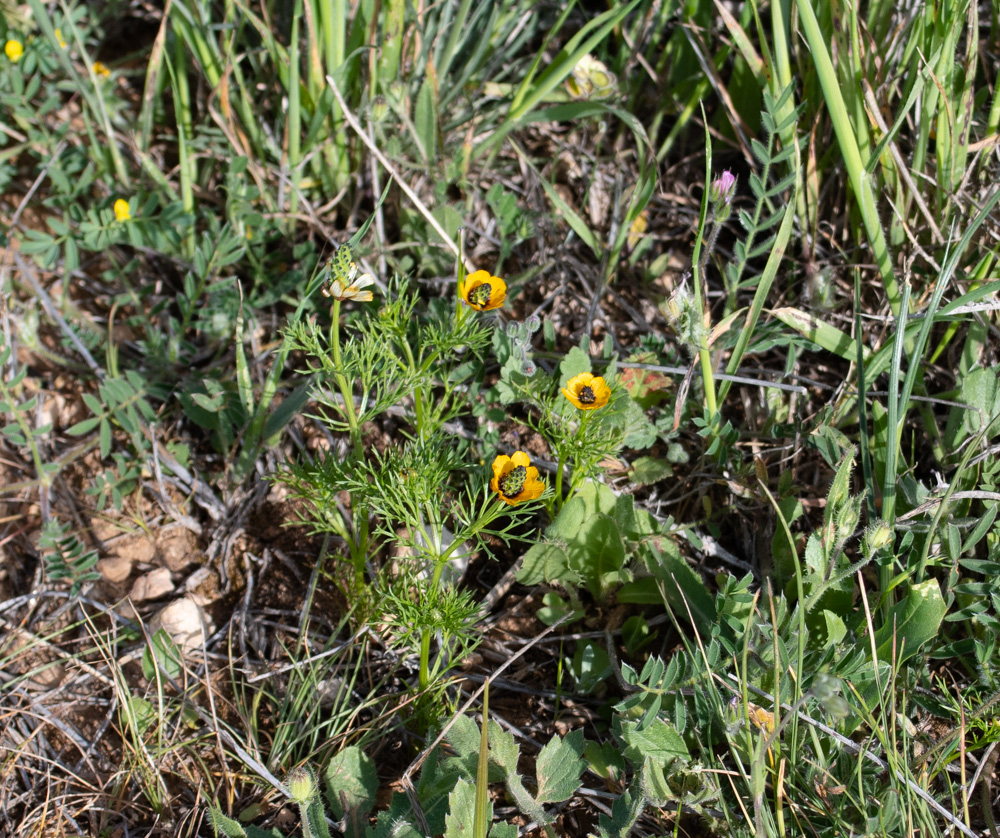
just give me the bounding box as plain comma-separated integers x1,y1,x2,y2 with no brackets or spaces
491,455,511,480
510,451,530,468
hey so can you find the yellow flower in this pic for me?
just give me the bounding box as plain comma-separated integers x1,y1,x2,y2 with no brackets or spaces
562,372,611,410
54,28,67,49
93,61,110,78
113,198,131,222
490,451,544,505
459,269,506,311
5,40,23,62
322,261,374,302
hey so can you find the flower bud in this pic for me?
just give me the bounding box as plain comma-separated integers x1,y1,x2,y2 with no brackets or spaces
286,766,316,803
862,520,894,556
525,314,541,334
709,170,737,205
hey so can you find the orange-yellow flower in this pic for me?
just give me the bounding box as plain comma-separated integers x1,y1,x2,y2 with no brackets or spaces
5,40,23,62
54,28,67,49
113,198,131,222
562,372,611,410
93,61,110,78
460,269,506,311
490,451,544,505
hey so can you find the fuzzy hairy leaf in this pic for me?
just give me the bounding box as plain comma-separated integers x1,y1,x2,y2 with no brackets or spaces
534,730,585,803
619,718,690,765
324,746,377,821
444,779,477,838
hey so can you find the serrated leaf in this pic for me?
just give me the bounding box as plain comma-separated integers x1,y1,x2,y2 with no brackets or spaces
620,718,690,765
534,730,585,803
622,398,656,449
324,745,377,821
597,786,643,838
444,779,476,838
487,721,520,774
559,346,592,387
447,714,482,766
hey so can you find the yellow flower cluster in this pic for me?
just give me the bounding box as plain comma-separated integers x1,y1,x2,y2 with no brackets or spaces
460,271,612,504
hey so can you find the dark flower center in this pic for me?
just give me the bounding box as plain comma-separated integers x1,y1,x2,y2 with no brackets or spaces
469,283,492,307
499,465,527,498
578,386,596,404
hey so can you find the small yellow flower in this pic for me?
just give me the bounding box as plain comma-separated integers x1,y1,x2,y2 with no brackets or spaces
54,28,67,49
490,451,544,505
93,61,110,78
5,40,23,63
562,372,611,410
322,261,374,302
459,269,506,311
113,198,131,222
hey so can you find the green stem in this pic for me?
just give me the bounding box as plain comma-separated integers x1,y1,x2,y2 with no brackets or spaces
288,0,302,222
330,299,362,458
170,36,196,259
418,550,450,692
330,299,367,590
399,337,426,440
553,447,567,515
690,148,718,420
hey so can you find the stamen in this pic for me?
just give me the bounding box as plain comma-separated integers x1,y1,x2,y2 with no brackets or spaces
469,283,492,307
499,465,527,498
